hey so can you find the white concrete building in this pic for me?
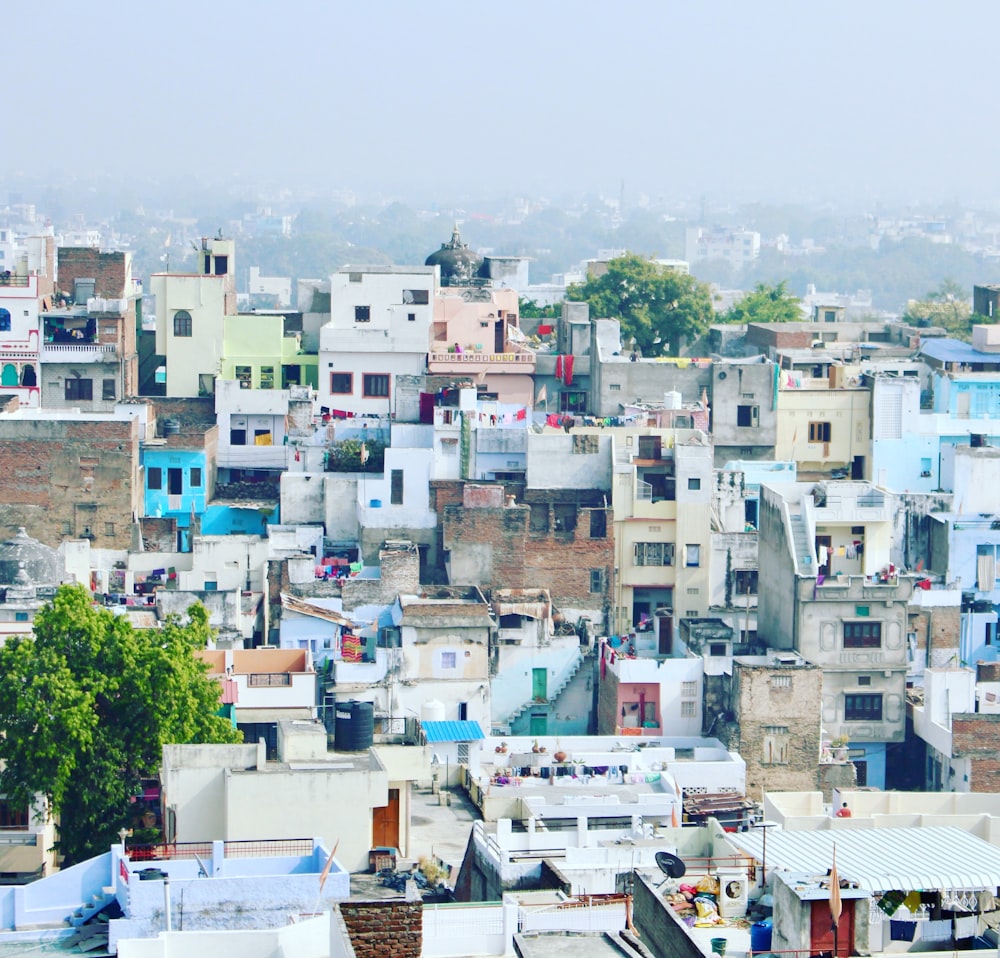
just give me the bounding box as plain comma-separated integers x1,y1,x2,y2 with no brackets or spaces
318,266,437,417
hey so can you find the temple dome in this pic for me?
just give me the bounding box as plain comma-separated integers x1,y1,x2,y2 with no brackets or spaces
0,528,64,586
425,226,483,286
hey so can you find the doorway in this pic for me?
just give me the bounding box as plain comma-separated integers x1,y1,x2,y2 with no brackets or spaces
815,535,832,576
372,788,400,849
529,713,547,736
532,668,548,702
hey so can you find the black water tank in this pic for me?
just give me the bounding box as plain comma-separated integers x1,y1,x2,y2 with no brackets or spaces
162,419,180,437
971,433,985,447
334,700,374,751
138,868,167,881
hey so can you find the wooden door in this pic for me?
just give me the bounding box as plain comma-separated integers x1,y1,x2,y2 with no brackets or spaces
810,898,853,957
372,788,400,849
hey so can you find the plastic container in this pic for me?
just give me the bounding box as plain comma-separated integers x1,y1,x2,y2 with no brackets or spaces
750,918,773,953
710,938,727,957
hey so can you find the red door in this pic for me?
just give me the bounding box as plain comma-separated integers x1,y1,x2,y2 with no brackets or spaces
810,899,854,957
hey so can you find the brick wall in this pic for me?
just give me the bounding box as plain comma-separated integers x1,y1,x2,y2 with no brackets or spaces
953,713,1000,791
978,662,1000,682
596,667,621,734
57,248,128,298
339,900,422,958
908,605,960,658
442,500,612,609
0,417,140,549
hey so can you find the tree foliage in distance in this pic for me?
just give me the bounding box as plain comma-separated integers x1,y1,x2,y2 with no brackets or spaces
565,254,714,356
902,278,973,341
723,281,803,325
0,586,241,864
518,297,559,319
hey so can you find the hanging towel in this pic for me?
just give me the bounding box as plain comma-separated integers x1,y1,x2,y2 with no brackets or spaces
555,355,563,379
918,920,951,943
954,916,977,939
563,355,575,386
890,921,916,942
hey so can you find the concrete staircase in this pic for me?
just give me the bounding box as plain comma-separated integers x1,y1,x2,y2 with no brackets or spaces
69,888,115,928
505,650,587,728
789,511,813,572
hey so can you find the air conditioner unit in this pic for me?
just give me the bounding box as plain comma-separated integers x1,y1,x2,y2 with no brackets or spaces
717,869,749,917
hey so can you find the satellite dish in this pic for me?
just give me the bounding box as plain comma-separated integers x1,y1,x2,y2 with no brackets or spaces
655,851,687,879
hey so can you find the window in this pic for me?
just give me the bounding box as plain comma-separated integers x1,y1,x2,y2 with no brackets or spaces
259,366,274,389
441,651,457,669
190,467,202,488
680,701,697,717
633,542,675,566
808,421,831,443
844,621,882,649
685,544,700,567
102,379,116,400
686,587,700,595
0,308,9,331
457,742,470,763
230,429,247,446
590,569,605,593
401,289,429,305
824,310,836,322
589,511,607,538
733,570,758,595
688,477,701,490
214,255,228,276
363,373,390,398
168,467,183,495
390,469,403,505
737,404,759,428
709,642,727,656
637,436,662,459
104,522,115,536
763,726,790,764
609,384,621,391
355,305,371,323
771,674,792,689
560,390,588,413
349,272,363,283
920,457,932,477
236,366,252,388
408,312,416,322
845,693,882,721
173,310,192,337
148,467,162,490
858,675,872,686
248,672,291,687
65,378,93,400
330,372,353,394
15,612,28,622
681,681,697,697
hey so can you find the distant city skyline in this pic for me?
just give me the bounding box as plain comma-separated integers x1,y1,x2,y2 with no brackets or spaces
7,0,1000,206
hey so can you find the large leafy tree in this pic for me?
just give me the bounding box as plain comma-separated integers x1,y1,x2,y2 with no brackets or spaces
902,278,973,341
723,281,803,325
0,586,241,864
565,254,714,355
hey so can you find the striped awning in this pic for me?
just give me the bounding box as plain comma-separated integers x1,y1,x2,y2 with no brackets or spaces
728,825,1000,892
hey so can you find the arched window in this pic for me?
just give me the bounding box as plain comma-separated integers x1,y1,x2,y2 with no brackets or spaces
20,364,36,387
0,308,10,332
173,310,193,337
1,364,17,386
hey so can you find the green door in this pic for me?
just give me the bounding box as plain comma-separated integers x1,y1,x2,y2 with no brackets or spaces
530,713,548,736
532,668,548,701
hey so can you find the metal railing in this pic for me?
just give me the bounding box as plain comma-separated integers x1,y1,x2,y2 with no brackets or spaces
223,838,313,857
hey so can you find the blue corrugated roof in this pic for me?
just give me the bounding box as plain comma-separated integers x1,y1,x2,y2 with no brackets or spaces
921,338,1000,364
422,720,485,742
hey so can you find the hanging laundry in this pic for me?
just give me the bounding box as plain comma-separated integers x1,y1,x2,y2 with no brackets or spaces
515,408,526,420
555,355,563,379
563,355,575,385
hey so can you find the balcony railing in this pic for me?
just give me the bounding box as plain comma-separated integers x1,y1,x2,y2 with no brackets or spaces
40,342,117,363
428,350,536,370
0,274,30,288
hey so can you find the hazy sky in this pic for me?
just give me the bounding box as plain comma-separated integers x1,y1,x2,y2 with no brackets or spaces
8,1,1000,205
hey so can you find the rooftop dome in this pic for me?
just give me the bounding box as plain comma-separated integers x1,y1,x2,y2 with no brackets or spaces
425,226,484,287
0,528,65,586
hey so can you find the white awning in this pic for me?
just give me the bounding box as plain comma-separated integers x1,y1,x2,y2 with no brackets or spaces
728,825,1000,892
235,708,314,724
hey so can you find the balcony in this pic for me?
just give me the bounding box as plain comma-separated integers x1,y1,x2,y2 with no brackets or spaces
802,573,914,603
40,342,117,363
427,348,536,374
217,445,291,470
811,485,892,524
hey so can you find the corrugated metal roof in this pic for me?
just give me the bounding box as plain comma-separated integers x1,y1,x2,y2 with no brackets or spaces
422,720,485,743
728,825,1000,891
921,338,999,364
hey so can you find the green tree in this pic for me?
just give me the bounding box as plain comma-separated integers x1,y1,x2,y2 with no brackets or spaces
0,586,241,864
902,278,973,340
565,254,714,355
723,281,803,325
518,297,559,319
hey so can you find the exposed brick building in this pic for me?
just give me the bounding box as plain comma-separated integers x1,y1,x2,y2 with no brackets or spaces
0,412,142,549
339,900,422,958
953,711,1000,792
442,483,612,623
